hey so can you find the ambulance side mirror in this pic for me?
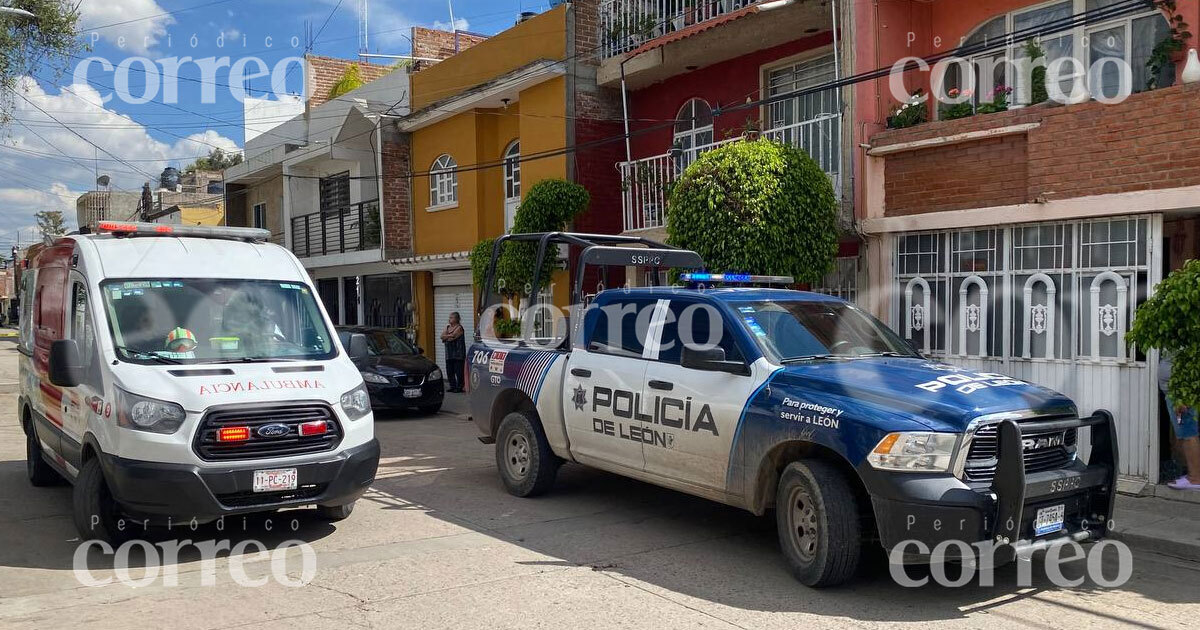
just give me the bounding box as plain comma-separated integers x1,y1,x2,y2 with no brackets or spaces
347,333,370,361
49,339,84,388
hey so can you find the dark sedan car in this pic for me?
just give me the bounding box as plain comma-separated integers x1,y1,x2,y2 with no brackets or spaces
338,327,444,414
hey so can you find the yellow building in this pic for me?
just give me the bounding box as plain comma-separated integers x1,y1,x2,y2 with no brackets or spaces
396,6,570,362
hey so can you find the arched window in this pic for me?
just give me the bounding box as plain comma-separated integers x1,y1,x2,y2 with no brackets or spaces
943,1,1171,116
503,141,521,200
430,154,457,208
672,98,713,169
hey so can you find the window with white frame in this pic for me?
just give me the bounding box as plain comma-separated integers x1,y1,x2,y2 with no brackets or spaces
765,54,840,175
672,98,713,170
429,154,457,208
894,216,1153,363
943,0,1172,114
503,141,521,200
252,202,266,229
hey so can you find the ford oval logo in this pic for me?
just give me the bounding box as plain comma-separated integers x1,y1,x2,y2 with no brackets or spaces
256,423,290,438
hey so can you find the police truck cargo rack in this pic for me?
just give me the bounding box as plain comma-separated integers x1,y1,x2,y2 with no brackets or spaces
468,232,1118,587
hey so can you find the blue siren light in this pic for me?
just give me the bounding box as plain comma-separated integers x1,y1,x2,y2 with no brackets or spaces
679,272,795,285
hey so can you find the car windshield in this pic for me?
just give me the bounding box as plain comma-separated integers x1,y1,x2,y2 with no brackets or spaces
100,279,335,364
340,330,417,356
732,299,917,363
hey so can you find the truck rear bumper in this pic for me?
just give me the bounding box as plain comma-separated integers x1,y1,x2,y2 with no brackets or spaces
864,411,1118,561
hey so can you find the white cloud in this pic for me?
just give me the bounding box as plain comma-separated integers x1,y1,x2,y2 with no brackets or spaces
0,78,241,234
77,0,175,55
432,18,471,33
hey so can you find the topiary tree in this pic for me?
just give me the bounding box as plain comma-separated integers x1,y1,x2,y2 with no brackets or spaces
1128,259,1200,407
469,178,589,307
666,139,838,285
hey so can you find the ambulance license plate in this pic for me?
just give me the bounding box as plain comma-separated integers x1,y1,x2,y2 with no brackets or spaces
403,388,422,398
1034,504,1065,536
253,468,297,492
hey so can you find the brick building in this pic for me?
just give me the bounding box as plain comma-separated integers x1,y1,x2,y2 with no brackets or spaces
855,0,1200,488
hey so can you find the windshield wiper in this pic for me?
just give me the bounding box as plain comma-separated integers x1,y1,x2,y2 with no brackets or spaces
112,345,183,365
780,354,839,364
854,351,912,358
211,356,302,364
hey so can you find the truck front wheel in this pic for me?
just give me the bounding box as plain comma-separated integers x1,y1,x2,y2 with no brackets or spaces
495,411,557,497
775,460,861,587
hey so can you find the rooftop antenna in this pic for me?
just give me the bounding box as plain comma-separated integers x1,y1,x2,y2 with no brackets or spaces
358,0,368,56
448,0,456,31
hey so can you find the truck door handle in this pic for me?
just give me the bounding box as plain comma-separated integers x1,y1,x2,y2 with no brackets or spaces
648,380,674,391
571,368,591,378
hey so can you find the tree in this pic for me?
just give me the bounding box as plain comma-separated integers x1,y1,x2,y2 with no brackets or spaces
1128,260,1200,407
470,178,590,308
35,209,64,240
185,148,243,173
328,63,365,100
666,139,838,285
0,2,82,122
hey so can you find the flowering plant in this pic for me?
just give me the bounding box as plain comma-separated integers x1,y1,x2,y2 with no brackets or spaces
888,89,928,129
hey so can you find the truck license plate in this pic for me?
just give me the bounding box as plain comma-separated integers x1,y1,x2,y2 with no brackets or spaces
253,468,297,492
1034,504,1065,536
403,387,422,398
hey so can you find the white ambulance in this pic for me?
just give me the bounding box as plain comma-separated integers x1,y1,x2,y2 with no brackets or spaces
17,222,380,542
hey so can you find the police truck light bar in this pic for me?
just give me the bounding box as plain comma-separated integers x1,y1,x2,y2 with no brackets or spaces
680,273,795,285
95,221,271,242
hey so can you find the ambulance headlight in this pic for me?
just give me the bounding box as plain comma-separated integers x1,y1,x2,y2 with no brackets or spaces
867,432,960,473
340,383,372,420
116,388,186,434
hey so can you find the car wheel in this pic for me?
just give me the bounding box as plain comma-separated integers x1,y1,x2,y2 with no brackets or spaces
418,401,442,415
495,411,558,497
73,457,132,544
316,501,355,521
26,430,62,487
775,459,861,587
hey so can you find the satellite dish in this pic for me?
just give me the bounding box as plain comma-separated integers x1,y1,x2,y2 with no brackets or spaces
97,175,111,187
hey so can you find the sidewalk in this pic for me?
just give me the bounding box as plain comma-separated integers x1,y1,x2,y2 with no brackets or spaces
1113,493,1200,562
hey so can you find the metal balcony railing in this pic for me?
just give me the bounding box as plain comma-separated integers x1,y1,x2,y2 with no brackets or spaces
599,0,759,59
290,199,381,258
619,114,842,232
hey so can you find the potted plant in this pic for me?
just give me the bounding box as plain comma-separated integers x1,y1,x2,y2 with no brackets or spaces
976,85,1013,114
940,88,975,120
1024,40,1050,105
1148,0,1193,89
887,89,928,129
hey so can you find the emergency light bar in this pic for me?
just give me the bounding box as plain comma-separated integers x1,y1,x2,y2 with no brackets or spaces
679,272,795,285
94,221,271,242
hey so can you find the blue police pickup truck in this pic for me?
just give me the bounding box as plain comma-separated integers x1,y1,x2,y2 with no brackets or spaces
469,233,1118,587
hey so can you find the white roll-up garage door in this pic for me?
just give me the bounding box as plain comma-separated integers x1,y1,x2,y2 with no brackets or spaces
432,281,475,372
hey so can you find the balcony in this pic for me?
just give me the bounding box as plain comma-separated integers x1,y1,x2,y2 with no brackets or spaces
290,200,381,258
599,0,758,59
620,114,842,232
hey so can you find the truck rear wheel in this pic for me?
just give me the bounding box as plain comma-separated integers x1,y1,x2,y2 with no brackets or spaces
495,411,557,497
775,460,861,587
72,457,130,544
316,501,355,521
26,430,62,487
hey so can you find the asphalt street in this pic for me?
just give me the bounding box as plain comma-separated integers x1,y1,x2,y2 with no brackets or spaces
0,342,1196,629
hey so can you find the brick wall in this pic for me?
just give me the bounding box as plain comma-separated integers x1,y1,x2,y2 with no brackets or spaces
873,83,1200,216
410,27,488,72
380,126,413,258
306,55,393,108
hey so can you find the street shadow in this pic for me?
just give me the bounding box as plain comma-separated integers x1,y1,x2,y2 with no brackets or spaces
0,460,338,573
361,423,1200,625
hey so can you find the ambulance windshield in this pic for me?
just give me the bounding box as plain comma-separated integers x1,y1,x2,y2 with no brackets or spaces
100,279,336,364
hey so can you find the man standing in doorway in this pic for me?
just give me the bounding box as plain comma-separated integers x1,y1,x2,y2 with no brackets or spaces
441,312,466,393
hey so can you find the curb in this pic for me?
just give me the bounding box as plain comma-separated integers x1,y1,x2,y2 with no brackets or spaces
1109,529,1200,563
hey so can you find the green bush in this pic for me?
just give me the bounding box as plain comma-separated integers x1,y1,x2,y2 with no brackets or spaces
328,64,365,100
1128,259,1200,407
665,139,838,285
469,178,589,304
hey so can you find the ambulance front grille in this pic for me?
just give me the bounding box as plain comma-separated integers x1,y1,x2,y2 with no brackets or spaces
193,403,342,461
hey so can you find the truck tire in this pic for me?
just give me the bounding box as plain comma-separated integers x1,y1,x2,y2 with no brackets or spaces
775,460,861,587
495,411,557,497
72,457,130,544
26,430,62,487
316,501,355,521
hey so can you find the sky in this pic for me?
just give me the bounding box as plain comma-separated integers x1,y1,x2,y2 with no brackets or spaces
0,0,554,251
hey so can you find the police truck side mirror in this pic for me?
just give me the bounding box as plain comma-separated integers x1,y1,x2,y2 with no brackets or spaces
681,345,750,376
48,339,84,388
347,333,370,361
